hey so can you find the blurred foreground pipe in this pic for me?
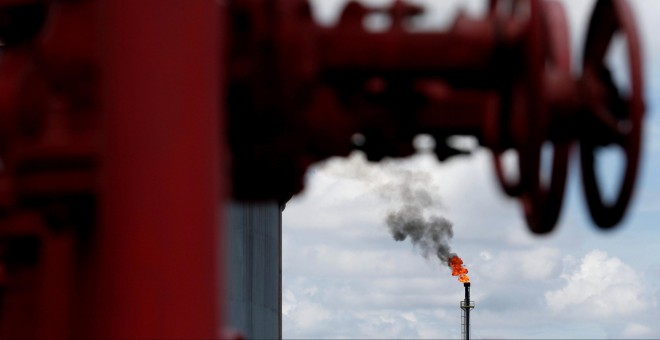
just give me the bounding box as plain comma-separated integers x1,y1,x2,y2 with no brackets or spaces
85,1,225,337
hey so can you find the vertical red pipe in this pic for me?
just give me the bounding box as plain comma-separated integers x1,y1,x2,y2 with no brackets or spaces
87,1,224,337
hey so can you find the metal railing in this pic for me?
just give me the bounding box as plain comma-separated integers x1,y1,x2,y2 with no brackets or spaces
460,300,475,309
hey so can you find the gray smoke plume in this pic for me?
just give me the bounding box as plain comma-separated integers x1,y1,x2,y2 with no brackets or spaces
325,152,457,265
387,208,456,264
383,178,457,265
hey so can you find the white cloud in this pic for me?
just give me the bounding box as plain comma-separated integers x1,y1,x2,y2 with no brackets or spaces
284,146,660,338
282,275,460,339
545,250,653,319
620,322,652,338
353,312,421,339
478,247,561,282
286,301,333,335
282,289,297,317
284,147,660,338
521,247,563,280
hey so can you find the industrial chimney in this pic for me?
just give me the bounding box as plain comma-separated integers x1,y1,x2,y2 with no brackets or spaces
460,282,475,340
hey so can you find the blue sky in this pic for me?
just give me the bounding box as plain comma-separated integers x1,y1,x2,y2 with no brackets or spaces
283,0,660,338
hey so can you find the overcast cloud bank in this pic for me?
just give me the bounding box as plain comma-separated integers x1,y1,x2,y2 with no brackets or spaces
284,151,660,338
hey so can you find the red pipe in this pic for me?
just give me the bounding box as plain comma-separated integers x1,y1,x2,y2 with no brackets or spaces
79,1,225,338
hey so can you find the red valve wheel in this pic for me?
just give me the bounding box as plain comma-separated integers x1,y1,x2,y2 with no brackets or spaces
488,0,571,233
520,0,571,233
487,0,533,197
580,0,643,229
489,0,523,18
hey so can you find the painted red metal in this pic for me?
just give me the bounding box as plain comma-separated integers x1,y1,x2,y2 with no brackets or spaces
0,0,99,337
0,0,224,338
228,0,644,233
91,0,223,337
0,0,646,338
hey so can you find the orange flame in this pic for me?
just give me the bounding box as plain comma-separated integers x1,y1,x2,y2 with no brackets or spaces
449,255,470,283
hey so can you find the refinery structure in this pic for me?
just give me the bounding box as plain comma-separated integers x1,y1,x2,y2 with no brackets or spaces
0,0,645,338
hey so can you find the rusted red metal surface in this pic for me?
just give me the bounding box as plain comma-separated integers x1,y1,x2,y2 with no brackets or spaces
0,0,645,338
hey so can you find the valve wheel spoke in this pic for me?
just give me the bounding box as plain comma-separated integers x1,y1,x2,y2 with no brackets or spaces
580,0,643,229
488,0,571,233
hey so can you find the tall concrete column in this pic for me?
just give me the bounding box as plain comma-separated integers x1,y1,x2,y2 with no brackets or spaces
225,201,283,339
